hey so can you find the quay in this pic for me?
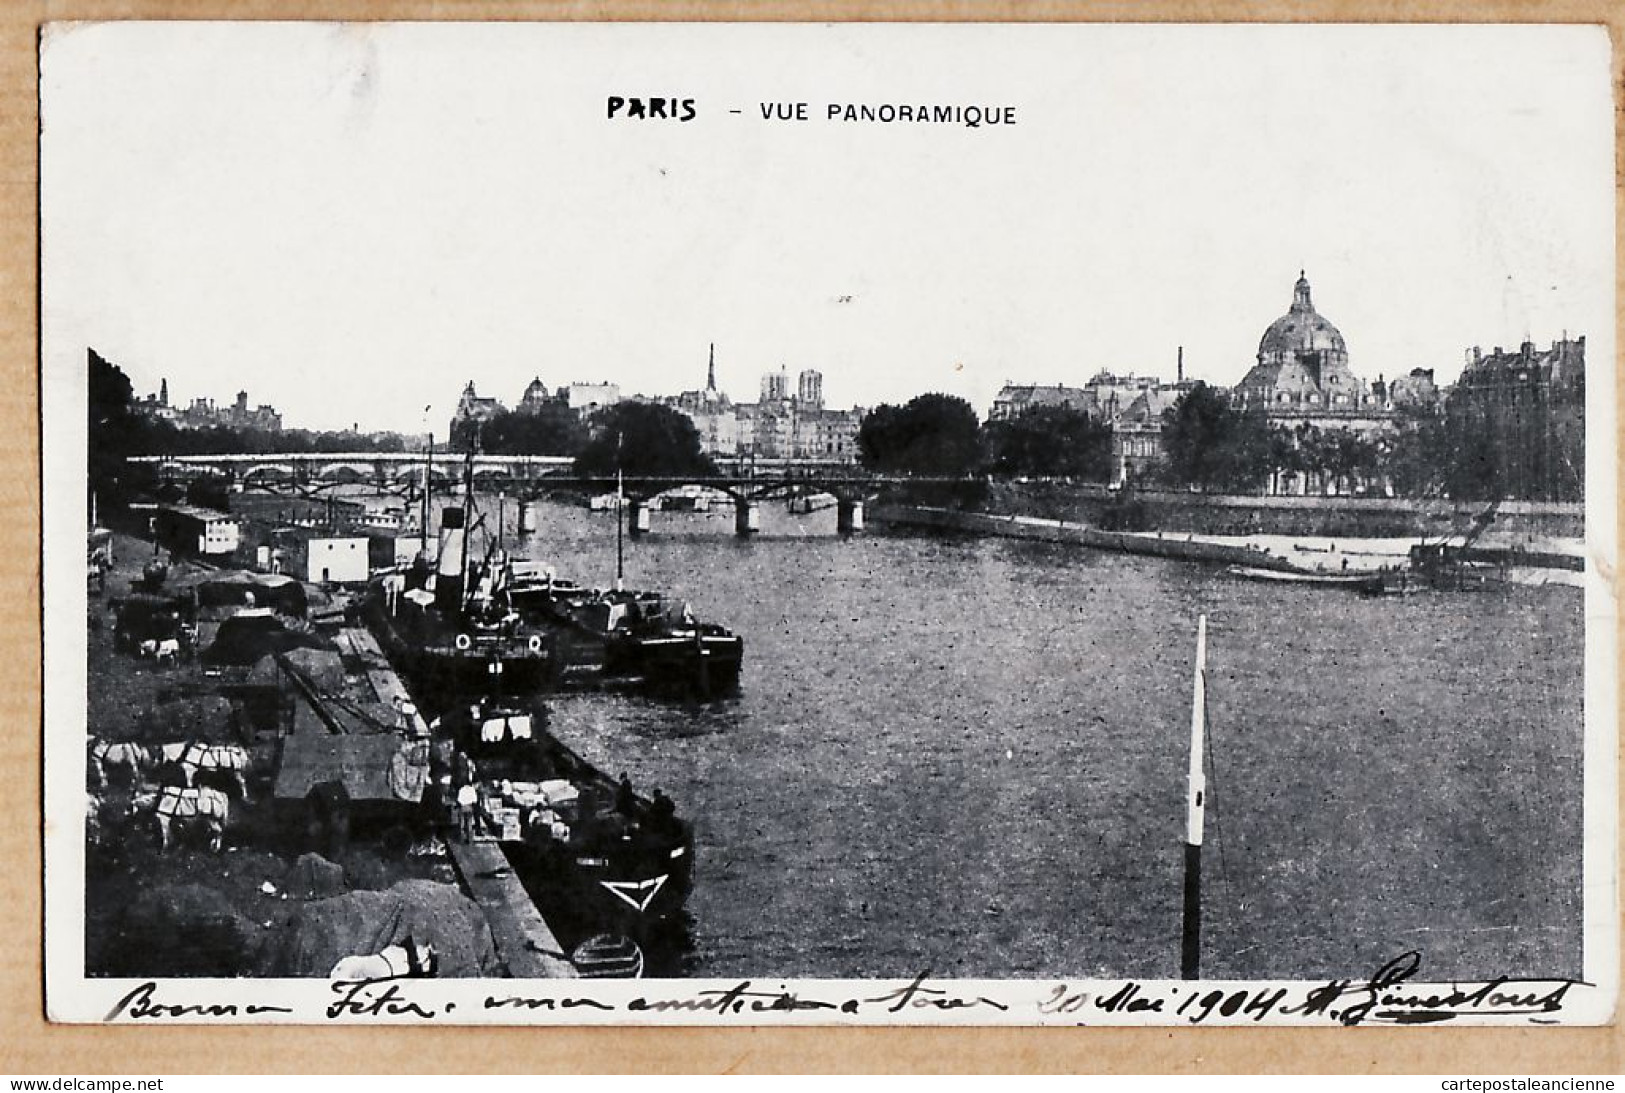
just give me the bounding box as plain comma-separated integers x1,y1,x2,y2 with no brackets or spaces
446,838,577,979
871,503,1585,585
873,505,1294,569
333,627,430,735
327,628,576,977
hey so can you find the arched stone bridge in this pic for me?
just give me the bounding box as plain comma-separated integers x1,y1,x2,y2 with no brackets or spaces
126,451,578,493
126,452,971,536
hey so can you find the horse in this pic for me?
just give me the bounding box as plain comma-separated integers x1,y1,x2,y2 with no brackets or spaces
329,936,439,981
175,742,253,800
86,792,104,847
134,785,231,852
89,739,150,789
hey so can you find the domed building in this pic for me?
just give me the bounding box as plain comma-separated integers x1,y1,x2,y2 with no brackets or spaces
517,376,551,413
1235,272,1385,421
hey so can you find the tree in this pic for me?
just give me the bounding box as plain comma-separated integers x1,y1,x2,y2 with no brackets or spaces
858,394,983,475
1159,383,1270,492
982,406,1113,480
574,402,715,477
454,404,588,457
88,348,159,510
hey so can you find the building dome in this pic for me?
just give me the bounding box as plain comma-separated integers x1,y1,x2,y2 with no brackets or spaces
1236,271,1372,415
523,377,548,399
1256,271,1347,365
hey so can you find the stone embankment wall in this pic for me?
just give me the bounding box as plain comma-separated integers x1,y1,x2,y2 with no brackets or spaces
869,505,1291,570
974,482,1584,539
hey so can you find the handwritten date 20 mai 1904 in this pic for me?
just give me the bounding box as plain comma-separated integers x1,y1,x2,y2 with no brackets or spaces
104,955,1586,1026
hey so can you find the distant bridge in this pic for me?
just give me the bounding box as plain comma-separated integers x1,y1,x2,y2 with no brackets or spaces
125,451,973,534
126,451,577,491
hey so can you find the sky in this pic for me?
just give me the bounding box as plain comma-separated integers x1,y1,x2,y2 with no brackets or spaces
40,22,1615,435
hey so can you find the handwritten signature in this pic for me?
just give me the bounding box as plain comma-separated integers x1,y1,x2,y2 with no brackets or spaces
1285,951,1586,1026
1063,951,1587,1026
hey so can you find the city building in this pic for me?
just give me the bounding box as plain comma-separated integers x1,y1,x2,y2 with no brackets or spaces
1446,336,1585,500
153,504,242,559
1101,351,1200,485
1232,271,1390,431
133,380,283,432
761,367,791,402
660,352,862,462
988,384,1095,422
302,536,372,584
450,381,504,437
517,377,552,413
1084,373,1162,422
1385,367,1443,412
1109,387,1181,487
563,382,622,417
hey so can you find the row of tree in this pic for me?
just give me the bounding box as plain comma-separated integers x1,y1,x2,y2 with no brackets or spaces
857,394,1115,480
859,383,1580,501
1159,382,1581,500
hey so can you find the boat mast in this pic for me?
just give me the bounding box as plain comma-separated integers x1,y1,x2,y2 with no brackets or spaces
1182,613,1208,980
420,432,433,554
615,431,625,592
459,445,475,616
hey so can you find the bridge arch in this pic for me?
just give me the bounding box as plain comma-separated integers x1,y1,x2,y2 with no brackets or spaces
239,463,298,483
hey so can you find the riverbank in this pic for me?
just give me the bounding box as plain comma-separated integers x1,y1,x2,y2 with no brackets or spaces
977,480,1585,539
870,504,1586,588
83,531,515,978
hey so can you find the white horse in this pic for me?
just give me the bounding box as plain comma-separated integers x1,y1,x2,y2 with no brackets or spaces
135,785,231,852
174,742,253,800
86,792,104,847
329,937,439,981
89,739,150,788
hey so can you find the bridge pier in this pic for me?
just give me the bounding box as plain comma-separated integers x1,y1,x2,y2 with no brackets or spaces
837,498,865,535
517,501,538,535
629,499,652,538
735,499,760,537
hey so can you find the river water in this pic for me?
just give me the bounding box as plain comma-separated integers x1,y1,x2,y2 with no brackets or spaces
492,497,1584,982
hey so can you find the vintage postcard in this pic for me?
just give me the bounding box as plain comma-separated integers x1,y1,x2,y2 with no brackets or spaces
38,21,1617,1026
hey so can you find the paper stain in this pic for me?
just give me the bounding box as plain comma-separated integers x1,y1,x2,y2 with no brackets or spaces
329,24,380,131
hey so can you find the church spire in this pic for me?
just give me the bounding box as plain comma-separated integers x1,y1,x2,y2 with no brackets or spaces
706,343,716,392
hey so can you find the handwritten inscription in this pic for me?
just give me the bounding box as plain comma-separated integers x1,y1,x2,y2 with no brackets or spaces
101,958,1587,1026
106,982,293,1022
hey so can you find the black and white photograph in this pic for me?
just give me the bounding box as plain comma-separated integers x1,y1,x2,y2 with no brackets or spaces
39,21,1616,1025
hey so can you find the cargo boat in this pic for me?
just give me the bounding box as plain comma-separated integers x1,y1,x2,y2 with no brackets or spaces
364,454,555,695
506,567,744,695
441,700,694,936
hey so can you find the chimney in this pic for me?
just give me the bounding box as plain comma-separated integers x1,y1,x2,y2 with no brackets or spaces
433,508,467,614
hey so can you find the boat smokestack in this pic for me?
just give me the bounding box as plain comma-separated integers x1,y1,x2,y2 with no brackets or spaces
434,507,467,613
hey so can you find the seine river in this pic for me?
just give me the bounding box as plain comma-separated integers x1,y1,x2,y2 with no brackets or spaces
496,497,1584,983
